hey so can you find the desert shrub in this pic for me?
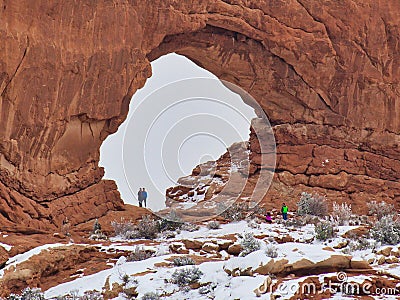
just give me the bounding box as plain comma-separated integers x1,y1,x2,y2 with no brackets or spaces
331,202,352,225
80,291,103,300
112,216,160,240
219,202,248,221
265,244,278,258
171,267,203,286
135,215,159,239
159,230,176,239
342,238,376,254
120,273,131,286
93,219,101,233
118,272,138,287
285,217,306,228
158,218,182,232
360,215,369,224
240,232,261,256
347,215,365,226
127,246,154,262
111,218,136,238
180,222,200,232
315,221,335,241
198,286,211,295
172,256,195,266
89,230,107,241
249,205,267,216
367,201,395,220
246,218,261,229
207,221,220,230
297,192,328,217
55,290,104,300
370,215,400,245
7,288,45,300
158,210,183,232
122,287,138,300
141,292,160,300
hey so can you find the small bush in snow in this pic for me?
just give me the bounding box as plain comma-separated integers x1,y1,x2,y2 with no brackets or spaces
240,232,261,256
371,215,400,245
158,210,183,232
127,246,154,262
118,272,138,288
367,201,395,220
342,238,376,254
297,192,328,217
207,221,220,230
265,244,278,258
171,267,203,286
249,205,266,216
198,283,217,295
198,286,211,295
135,215,159,239
56,290,104,300
80,291,103,300
111,218,136,238
7,288,44,300
285,217,306,228
158,219,182,232
89,230,108,241
219,202,248,221
348,215,365,226
331,202,352,225
114,216,160,239
180,222,200,232
141,292,160,300
246,218,261,229
159,230,176,239
93,218,102,233
315,221,335,241
120,273,131,286
172,256,195,266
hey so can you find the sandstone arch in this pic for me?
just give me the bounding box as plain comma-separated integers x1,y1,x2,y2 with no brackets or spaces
0,1,399,230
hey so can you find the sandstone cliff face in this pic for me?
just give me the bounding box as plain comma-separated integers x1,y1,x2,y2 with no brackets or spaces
0,1,399,228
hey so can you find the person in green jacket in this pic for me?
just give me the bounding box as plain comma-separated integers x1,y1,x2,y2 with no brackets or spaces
281,203,288,220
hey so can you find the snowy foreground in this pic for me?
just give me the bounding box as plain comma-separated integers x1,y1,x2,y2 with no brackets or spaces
2,219,400,299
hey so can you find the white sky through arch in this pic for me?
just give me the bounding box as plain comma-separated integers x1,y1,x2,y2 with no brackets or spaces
99,53,256,211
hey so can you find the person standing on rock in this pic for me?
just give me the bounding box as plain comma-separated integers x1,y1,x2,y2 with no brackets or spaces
138,188,144,207
142,188,148,208
281,203,288,220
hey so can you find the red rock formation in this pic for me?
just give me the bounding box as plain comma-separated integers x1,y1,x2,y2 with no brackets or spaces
0,1,399,228
0,245,119,296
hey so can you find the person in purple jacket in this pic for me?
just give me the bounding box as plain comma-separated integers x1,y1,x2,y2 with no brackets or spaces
265,212,273,223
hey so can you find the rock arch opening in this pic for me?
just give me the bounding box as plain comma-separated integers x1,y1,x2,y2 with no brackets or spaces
100,53,258,212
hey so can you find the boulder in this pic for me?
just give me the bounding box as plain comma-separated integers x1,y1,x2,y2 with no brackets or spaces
377,247,393,257
201,242,220,253
169,242,189,254
182,239,204,250
227,244,242,256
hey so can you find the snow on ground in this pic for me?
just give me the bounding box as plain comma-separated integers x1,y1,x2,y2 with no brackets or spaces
45,221,339,298
3,219,399,299
45,255,174,298
0,242,12,251
276,242,338,263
